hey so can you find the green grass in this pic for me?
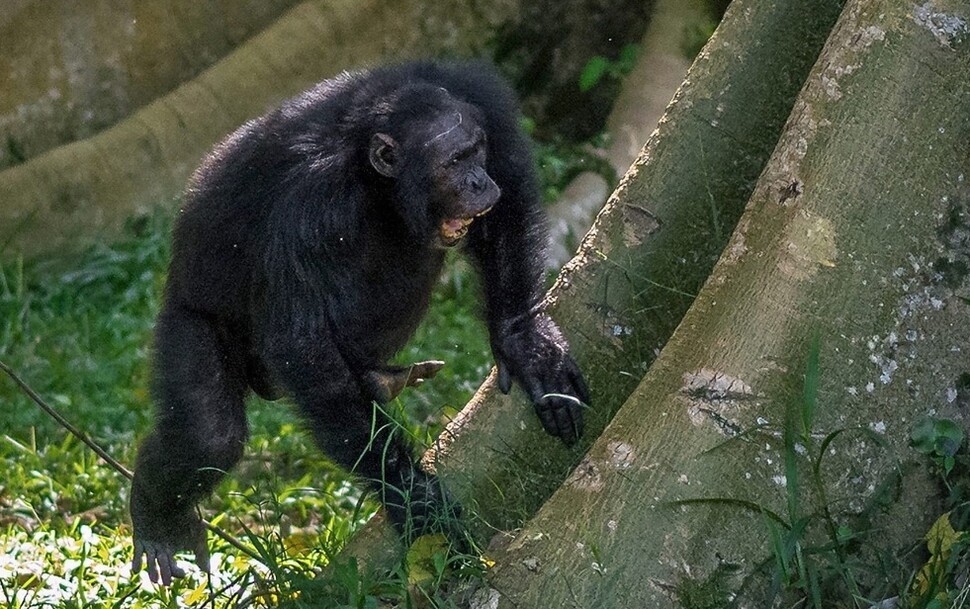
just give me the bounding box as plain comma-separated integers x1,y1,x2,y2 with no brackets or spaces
0,213,492,607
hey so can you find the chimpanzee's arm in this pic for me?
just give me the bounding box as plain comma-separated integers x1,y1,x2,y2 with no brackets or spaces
462,90,590,445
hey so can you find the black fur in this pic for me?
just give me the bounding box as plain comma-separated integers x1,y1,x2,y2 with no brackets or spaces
129,60,589,585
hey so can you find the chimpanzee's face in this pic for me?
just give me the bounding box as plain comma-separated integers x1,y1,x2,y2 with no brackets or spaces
422,109,500,246
369,97,501,247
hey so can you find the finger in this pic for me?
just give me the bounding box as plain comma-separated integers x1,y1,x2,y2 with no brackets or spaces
144,548,159,584
565,357,591,406
566,394,584,440
549,393,582,444
131,542,143,574
497,360,512,394
533,401,559,437
538,392,584,442
196,536,211,572
552,401,578,446
158,552,173,587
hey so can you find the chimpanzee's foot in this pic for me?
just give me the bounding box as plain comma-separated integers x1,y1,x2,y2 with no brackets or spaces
363,360,445,403
380,466,464,547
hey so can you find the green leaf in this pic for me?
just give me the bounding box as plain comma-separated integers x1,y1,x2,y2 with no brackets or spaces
910,417,965,457
933,419,964,456
616,44,641,73
579,56,610,92
910,418,941,454
406,533,449,585
801,332,820,441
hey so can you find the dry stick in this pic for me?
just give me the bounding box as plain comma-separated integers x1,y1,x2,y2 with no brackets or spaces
0,358,260,563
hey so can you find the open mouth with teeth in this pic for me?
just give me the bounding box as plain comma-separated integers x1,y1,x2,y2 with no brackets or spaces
439,207,493,246
440,217,474,245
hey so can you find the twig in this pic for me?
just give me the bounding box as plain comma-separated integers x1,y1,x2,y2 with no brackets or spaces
0,359,132,479
0,358,261,562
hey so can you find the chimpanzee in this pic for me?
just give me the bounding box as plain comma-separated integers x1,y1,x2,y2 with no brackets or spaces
130,60,590,585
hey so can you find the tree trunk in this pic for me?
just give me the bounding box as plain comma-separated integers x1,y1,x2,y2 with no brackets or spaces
488,0,970,605
545,0,708,268
340,0,846,567
0,0,302,168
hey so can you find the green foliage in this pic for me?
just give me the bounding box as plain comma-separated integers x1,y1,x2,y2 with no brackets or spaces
527,131,617,205
904,512,970,609
757,335,874,608
520,112,617,206
578,44,640,92
672,560,743,609
910,417,965,477
682,0,729,61
681,18,719,60
0,213,170,436
899,417,970,609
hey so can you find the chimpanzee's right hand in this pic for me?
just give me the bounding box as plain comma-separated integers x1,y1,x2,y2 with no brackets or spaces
492,313,589,445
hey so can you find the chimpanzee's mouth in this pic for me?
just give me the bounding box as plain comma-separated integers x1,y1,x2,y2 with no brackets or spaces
439,206,493,246
440,217,474,244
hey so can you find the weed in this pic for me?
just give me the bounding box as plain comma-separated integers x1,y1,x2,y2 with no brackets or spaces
910,418,965,482
578,44,640,93
900,416,970,609
521,124,618,205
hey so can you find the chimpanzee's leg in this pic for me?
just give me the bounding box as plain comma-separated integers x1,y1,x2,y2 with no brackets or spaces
267,343,457,539
130,305,248,585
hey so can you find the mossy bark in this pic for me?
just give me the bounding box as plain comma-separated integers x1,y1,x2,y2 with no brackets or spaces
488,0,970,606
340,0,846,567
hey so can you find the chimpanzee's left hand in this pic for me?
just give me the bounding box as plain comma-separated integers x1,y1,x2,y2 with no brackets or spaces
492,313,590,445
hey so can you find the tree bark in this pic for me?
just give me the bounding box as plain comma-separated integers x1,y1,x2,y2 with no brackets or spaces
488,0,970,605
339,0,846,568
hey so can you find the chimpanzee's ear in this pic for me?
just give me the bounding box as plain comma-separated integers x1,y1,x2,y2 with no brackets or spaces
369,133,399,177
